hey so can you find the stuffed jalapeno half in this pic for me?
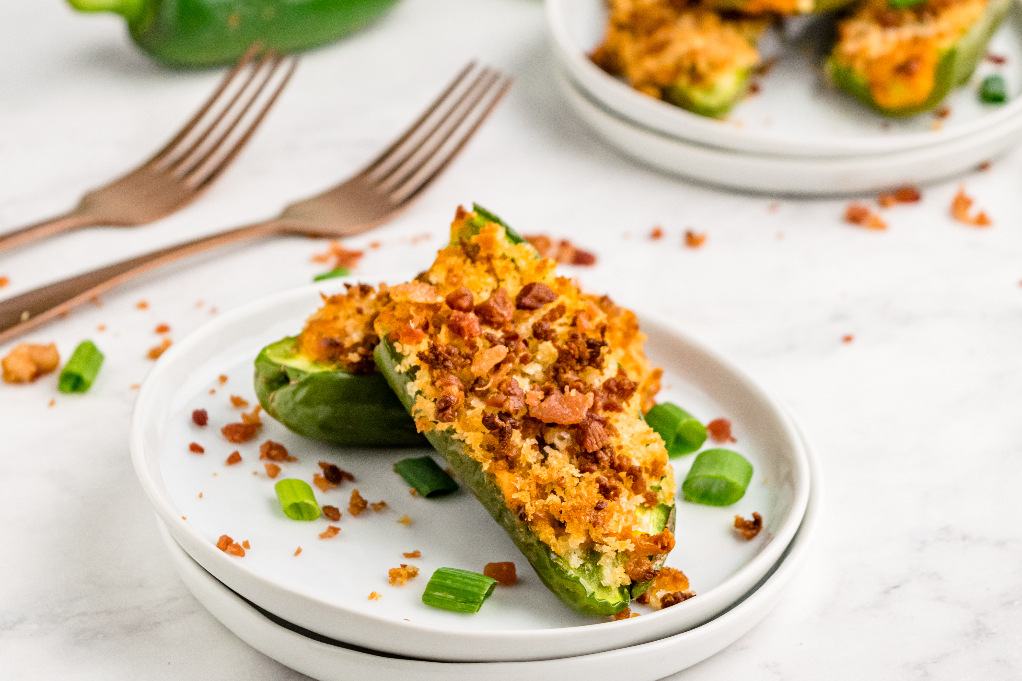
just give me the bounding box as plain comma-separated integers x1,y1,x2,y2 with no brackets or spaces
827,0,1010,116
373,207,676,616
591,0,770,118
254,283,425,447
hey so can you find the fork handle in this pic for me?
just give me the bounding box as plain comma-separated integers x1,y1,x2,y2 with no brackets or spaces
0,220,280,344
0,210,101,254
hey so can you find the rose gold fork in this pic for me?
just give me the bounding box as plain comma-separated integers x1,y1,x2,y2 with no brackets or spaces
0,45,298,254
0,63,511,344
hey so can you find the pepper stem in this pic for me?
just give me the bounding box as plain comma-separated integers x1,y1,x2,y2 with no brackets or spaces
67,0,144,22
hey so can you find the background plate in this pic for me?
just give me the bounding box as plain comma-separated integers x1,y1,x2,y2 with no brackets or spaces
130,279,809,661
548,0,1022,158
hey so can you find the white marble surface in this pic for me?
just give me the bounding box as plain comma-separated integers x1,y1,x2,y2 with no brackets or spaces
2,0,1022,678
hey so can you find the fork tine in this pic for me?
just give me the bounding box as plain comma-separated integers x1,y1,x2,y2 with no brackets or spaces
395,76,512,207
360,62,478,176
164,51,282,175
147,43,262,167
371,67,495,186
176,52,288,182
190,56,299,192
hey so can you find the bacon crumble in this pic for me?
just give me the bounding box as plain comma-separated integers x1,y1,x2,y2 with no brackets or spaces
319,526,340,539
734,512,763,540
191,409,208,426
483,562,518,585
147,338,172,360
322,505,342,522
707,418,736,443
349,489,368,517
189,442,205,454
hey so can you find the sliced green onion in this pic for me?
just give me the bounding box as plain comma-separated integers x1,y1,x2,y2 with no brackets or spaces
888,0,925,8
471,203,526,244
682,449,753,506
422,567,497,613
980,75,1007,104
313,267,350,282
274,479,321,521
645,402,707,457
394,456,459,498
58,340,104,393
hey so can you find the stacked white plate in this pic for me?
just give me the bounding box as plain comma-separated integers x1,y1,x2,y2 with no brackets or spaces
547,0,1022,195
130,278,820,679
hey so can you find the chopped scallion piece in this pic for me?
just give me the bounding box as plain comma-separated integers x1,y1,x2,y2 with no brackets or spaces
980,75,1007,104
682,449,753,506
58,340,104,393
422,567,497,613
274,479,321,521
472,203,526,245
394,456,459,498
313,267,350,282
645,402,706,457
888,0,925,8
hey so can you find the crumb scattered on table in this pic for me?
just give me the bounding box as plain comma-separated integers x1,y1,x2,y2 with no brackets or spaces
683,230,706,248
349,490,368,517
844,204,887,230
322,505,341,522
951,186,992,227
189,442,205,454
319,526,340,539
2,343,59,383
225,451,242,465
147,339,172,360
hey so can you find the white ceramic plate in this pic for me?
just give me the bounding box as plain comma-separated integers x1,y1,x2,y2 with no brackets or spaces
130,278,810,662
559,70,1022,195
548,0,1022,158
156,410,821,680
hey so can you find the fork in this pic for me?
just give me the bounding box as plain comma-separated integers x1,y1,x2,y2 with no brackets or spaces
0,45,297,254
0,63,511,344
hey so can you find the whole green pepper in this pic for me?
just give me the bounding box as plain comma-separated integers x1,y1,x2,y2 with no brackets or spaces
254,336,425,447
826,0,1010,117
67,0,401,68
374,339,676,616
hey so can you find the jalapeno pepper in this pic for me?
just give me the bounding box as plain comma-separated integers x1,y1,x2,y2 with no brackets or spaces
254,336,425,447
67,0,400,68
374,339,675,616
826,0,1010,116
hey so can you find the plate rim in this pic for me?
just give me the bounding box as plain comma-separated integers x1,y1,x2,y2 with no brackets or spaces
545,0,1022,158
129,279,810,662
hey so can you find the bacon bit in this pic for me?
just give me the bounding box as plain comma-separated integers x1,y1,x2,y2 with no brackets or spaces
319,526,340,539
986,52,1007,64
394,324,428,346
0,276,8,288
312,241,364,270
2,343,59,383
471,344,509,376
313,473,336,493
189,442,205,454
136,300,149,310
368,591,381,600
683,230,707,248
978,161,992,172
529,388,593,425
398,514,412,525
219,375,228,385
319,461,355,484
388,564,420,586
410,487,418,497
242,540,251,549
403,550,421,558
639,567,693,610
649,227,664,240
222,421,260,443
612,608,639,620
225,451,242,466
147,338,172,360
842,334,854,343
191,409,208,426
447,310,481,339
264,463,281,478
707,418,736,443
322,505,341,522
209,389,216,394
216,535,245,557
445,286,475,312
294,547,303,556
935,105,951,120
951,186,992,226
735,512,763,540
259,440,289,461
844,204,887,231
878,186,922,207
229,395,249,408
241,405,262,426
349,489,368,517
515,282,558,310
475,288,514,326
525,235,597,266
370,501,388,513
154,323,170,334
483,562,517,586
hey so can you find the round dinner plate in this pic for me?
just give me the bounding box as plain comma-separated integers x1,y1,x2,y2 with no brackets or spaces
156,411,821,681
547,0,1022,158
558,70,1022,195
130,278,810,662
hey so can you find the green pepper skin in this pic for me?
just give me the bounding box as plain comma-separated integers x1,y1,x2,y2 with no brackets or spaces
68,0,400,68
826,0,1010,117
664,67,754,119
375,339,676,617
254,336,425,447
